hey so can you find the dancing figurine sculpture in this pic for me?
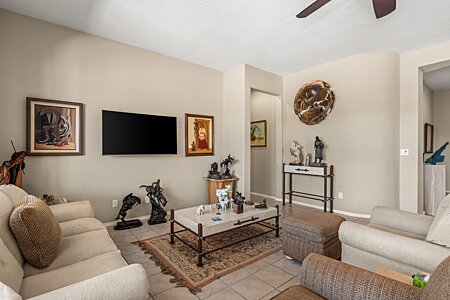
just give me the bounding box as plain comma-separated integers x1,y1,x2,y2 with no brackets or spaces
114,193,143,230
289,140,304,165
140,179,168,225
220,154,235,179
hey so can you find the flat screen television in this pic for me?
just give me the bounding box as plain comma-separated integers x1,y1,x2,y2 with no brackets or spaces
102,110,177,155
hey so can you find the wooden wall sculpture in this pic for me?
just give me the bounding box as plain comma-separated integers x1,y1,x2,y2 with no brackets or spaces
294,80,335,125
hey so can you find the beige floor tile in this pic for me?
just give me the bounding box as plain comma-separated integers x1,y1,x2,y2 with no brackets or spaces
123,251,150,264
277,277,299,292
204,287,246,300
108,228,134,238
253,265,293,288
220,268,251,286
112,234,139,246
196,279,227,299
148,273,177,296
154,287,198,300
118,243,142,256
230,275,275,300
141,260,163,277
272,258,302,276
133,230,159,241
242,259,270,274
263,250,285,264
260,289,281,300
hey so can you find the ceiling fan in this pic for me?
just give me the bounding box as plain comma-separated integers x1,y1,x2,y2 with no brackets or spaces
296,0,396,19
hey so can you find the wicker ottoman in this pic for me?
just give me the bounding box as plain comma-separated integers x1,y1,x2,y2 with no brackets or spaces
282,211,345,261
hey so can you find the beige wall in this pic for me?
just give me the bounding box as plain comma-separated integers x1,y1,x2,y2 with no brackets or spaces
283,53,400,214
433,89,450,190
250,91,277,197
0,10,224,222
399,41,450,213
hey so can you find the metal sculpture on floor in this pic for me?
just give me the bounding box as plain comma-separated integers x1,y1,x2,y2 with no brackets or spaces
114,193,143,230
425,142,449,165
140,179,168,225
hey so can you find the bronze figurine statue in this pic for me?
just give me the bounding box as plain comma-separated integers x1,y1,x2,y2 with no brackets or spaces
114,193,143,230
220,154,235,179
208,162,221,179
140,179,168,225
0,141,26,187
312,136,326,166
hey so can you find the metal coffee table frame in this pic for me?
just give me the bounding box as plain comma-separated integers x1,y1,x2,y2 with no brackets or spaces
169,205,280,267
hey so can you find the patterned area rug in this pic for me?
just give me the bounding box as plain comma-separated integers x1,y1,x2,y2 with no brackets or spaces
134,223,282,293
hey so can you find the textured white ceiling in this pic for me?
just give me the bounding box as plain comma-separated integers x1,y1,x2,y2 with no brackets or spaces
424,66,450,91
1,0,450,75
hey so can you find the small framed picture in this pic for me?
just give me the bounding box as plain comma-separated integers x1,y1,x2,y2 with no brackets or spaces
27,97,84,156
251,120,267,147
424,123,434,154
185,113,214,156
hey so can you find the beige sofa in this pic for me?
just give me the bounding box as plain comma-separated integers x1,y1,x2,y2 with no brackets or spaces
339,206,450,275
0,185,150,300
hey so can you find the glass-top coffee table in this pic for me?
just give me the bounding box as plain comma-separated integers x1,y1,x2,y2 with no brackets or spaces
169,204,280,267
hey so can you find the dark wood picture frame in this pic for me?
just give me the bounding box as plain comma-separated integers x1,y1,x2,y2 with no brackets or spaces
26,97,84,156
251,120,267,147
424,123,434,154
185,113,214,157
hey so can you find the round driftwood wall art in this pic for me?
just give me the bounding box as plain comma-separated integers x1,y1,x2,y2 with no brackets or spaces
294,80,335,125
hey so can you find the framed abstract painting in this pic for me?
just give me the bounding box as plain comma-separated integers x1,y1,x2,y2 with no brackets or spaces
185,113,214,156
26,97,84,155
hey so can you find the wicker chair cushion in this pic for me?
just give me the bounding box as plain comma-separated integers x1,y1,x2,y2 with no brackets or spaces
283,211,345,243
271,285,325,300
9,195,62,268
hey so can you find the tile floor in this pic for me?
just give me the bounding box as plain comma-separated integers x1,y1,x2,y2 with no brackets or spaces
107,197,369,300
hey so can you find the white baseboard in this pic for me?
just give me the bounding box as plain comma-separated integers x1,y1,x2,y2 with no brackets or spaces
103,214,150,227
250,192,370,219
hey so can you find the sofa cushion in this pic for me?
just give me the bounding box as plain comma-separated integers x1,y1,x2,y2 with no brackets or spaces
23,229,118,277
426,194,450,247
49,201,95,223
0,237,24,293
0,185,28,206
10,195,62,269
0,189,24,265
59,218,106,237
0,282,22,300
20,250,127,299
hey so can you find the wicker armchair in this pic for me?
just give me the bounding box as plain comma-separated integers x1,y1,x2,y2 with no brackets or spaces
273,253,450,300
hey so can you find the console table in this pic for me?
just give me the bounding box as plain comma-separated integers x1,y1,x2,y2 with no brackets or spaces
282,164,334,212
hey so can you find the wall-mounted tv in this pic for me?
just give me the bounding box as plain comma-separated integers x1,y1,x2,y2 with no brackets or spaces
102,110,177,155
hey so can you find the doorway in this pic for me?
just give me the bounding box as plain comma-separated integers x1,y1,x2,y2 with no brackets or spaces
250,90,280,199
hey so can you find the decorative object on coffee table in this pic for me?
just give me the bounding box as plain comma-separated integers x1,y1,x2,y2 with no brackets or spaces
205,177,238,204
216,185,232,211
255,199,268,210
114,193,143,230
312,136,326,166
0,141,26,187
140,179,168,225
289,140,303,165
26,97,83,155
185,113,214,156
250,120,267,147
196,205,205,216
220,154,235,179
207,162,221,179
232,191,245,214
425,142,449,165
294,80,335,125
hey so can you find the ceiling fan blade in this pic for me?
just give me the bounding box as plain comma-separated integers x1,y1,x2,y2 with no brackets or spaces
373,0,396,19
296,0,331,18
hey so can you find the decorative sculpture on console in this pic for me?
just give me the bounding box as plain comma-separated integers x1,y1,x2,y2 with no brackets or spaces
140,179,168,225
312,136,326,166
114,193,143,230
289,140,304,165
220,154,235,179
425,142,449,165
208,162,221,179
0,141,26,187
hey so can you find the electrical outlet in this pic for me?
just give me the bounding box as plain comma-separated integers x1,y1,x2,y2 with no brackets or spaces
338,192,344,199
112,199,118,208
144,196,150,204
400,149,409,156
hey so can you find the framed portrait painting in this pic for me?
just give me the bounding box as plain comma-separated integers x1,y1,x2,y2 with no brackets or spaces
185,114,214,156
26,97,84,155
251,120,267,147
